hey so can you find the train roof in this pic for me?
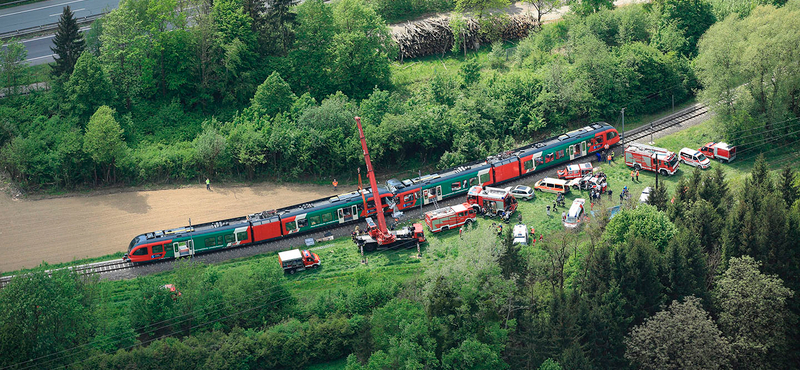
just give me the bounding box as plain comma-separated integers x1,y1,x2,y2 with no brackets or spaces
514,122,613,157
273,186,393,218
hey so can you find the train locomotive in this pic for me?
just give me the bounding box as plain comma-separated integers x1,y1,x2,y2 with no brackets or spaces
125,123,619,263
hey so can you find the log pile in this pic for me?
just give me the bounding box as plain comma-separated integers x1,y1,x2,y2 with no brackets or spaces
392,14,537,61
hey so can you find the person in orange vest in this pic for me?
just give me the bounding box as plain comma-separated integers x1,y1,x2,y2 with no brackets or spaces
607,153,612,164
635,170,639,182
332,178,338,190
630,170,635,183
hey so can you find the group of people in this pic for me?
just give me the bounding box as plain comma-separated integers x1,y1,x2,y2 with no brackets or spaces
619,186,631,202
596,149,615,164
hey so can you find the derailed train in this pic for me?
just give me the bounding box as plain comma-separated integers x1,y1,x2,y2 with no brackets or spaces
124,123,620,263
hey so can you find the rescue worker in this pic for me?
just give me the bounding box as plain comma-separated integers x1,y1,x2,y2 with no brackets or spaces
546,205,551,217
608,189,613,201
206,178,210,190
355,225,360,235
635,170,640,182
459,226,463,239
611,151,615,162
332,178,338,190
630,170,635,183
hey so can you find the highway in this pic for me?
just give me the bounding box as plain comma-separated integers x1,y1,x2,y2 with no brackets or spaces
0,0,118,34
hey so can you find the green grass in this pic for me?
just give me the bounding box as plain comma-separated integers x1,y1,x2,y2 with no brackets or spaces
1,251,125,277
617,98,699,132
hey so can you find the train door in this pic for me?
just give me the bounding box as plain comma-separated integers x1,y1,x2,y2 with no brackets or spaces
478,168,491,185
422,185,443,205
173,240,194,258
337,205,359,223
580,141,587,157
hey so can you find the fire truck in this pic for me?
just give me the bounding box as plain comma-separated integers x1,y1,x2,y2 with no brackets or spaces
424,203,477,233
624,143,680,175
557,162,593,180
466,186,518,218
698,142,736,163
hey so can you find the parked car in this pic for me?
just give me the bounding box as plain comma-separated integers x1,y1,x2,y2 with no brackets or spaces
564,198,586,229
679,148,711,169
534,178,571,194
639,187,652,203
510,185,535,201
567,174,607,192
512,224,529,245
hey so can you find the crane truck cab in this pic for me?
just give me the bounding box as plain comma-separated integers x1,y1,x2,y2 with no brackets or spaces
278,249,320,274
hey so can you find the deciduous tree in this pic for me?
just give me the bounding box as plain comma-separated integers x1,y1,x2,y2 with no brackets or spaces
0,38,27,97
455,0,511,17
83,105,126,183
251,71,297,117
715,256,794,369
63,52,115,124
625,296,731,370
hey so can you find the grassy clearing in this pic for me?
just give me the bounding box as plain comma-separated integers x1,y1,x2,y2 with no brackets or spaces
1,251,125,277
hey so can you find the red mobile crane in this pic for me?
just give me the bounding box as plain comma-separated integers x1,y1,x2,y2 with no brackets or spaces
353,117,425,252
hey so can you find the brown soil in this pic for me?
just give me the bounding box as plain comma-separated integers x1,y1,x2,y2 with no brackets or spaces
0,182,337,273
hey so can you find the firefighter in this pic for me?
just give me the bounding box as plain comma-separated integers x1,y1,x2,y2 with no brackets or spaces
630,170,635,183
635,170,640,182
459,227,463,239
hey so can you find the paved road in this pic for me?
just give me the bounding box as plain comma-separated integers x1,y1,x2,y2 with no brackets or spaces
0,0,118,34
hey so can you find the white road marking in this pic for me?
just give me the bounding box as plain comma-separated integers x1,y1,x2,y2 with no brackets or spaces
26,53,55,61
49,7,84,16
0,0,84,18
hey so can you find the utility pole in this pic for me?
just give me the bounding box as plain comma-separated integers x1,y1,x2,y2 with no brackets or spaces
621,108,626,145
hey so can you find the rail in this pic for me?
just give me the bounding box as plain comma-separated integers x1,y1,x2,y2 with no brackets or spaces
0,13,105,40
622,103,709,145
0,259,133,288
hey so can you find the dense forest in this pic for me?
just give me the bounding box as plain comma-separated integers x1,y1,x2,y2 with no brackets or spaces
0,0,713,190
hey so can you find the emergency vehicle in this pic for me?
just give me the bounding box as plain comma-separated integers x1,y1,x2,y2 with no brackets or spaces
424,203,477,232
557,162,593,180
624,143,680,175
278,249,321,274
698,142,736,163
564,199,586,229
679,148,711,169
466,186,518,217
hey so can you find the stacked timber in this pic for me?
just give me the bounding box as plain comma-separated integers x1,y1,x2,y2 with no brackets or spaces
392,14,537,61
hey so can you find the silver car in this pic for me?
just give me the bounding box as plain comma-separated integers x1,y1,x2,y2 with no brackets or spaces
510,185,535,201
639,187,652,203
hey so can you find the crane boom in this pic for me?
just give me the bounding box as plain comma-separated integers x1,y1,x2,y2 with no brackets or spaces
355,117,395,244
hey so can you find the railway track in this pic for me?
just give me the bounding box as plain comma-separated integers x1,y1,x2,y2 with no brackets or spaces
622,103,708,145
0,103,710,286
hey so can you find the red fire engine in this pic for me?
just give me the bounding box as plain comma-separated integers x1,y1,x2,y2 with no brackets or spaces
424,203,477,233
557,162,593,180
625,143,680,175
466,186,518,218
698,142,736,163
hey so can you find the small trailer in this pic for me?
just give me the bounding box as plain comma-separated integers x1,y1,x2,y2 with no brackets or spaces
278,249,320,274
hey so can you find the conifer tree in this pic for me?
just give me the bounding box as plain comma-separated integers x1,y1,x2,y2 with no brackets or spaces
50,6,85,78
647,182,668,211
665,228,708,302
779,166,798,208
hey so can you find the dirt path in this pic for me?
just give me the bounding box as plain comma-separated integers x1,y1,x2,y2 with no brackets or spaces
0,182,337,272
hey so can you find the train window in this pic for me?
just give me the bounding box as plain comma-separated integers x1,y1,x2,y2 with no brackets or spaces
132,247,148,256
367,200,376,209
310,216,320,225
237,232,248,241
224,234,234,244
535,157,544,165
556,150,564,159
451,182,462,191
152,244,163,254
286,221,297,231
403,193,416,202
479,173,490,184
545,153,554,163
607,131,617,140
205,237,216,247
523,160,533,170
322,213,333,223
298,218,308,228
216,236,223,245
469,177,477,186
596,136,604,143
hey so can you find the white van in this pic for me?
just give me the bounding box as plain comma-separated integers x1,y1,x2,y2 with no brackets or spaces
534,178,570,194
564,198,586,229
512,224,529,245
679,148,710,169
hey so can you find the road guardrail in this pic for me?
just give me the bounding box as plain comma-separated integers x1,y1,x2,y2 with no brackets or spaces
0,12,105,40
